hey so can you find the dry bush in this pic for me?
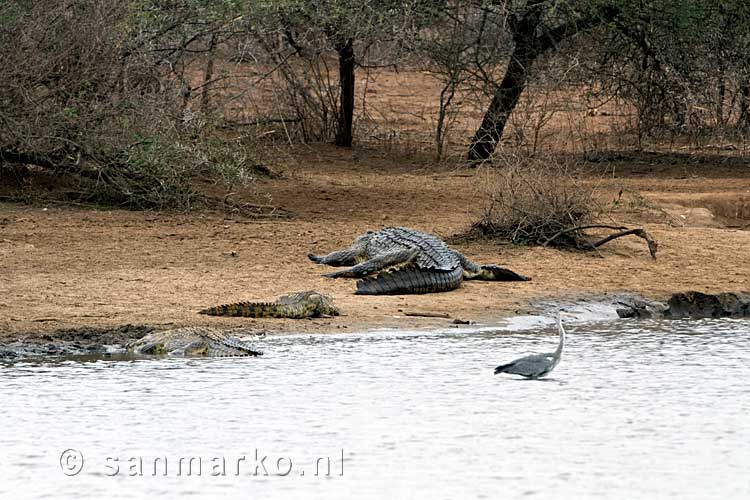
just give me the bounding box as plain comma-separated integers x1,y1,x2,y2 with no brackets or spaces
0,1,179,207
0,1,267,210
473,154,658,257
473,155,600,248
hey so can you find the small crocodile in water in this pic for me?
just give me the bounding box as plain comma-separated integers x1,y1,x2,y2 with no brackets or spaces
199,290,340,318
309,226,529,294
127,327,262,357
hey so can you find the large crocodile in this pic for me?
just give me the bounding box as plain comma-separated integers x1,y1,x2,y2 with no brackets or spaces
127,327,262,357
309,226,529,294
199,290,340,318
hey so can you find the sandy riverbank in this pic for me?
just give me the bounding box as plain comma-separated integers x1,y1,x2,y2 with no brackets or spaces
2,146,749,341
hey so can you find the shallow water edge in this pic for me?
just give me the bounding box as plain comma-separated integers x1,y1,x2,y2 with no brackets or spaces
0,292,641,360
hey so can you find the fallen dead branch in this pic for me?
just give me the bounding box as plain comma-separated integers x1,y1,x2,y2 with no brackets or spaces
589,228,658,259
203,194,293,219
403,311,451,318
542,224,628,246
222,117,302,127
543,225,658,259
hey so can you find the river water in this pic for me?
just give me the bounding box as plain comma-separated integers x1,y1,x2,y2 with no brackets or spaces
1,317,749,499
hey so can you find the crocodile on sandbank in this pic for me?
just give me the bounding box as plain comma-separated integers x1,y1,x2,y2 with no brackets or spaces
127,327,262,357
309,226,529,294
199,290,340,318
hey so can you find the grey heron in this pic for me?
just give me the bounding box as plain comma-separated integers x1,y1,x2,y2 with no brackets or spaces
494,312,568,379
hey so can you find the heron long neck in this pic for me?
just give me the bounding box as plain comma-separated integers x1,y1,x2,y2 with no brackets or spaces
554,315,566,360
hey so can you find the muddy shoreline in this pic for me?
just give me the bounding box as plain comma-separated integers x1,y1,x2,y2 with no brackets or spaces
0,294,599,359
0,324,272,360
0,324,154,360
4,290,746,360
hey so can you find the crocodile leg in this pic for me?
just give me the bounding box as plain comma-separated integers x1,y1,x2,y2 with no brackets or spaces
131,341,166,355
323,248,419,278
308,247,362,266
174,341,209,356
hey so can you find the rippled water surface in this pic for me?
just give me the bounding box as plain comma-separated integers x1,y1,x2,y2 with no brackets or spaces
2,318,749,499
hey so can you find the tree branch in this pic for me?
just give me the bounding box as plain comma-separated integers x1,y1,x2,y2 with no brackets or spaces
542,224,628,247
590,228,658,259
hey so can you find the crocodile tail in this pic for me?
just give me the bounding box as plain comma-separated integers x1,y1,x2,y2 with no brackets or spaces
211,336,263,357
199,302,281,318
355,266,463,295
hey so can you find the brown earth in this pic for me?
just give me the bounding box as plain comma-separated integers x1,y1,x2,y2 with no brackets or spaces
1,144,749,339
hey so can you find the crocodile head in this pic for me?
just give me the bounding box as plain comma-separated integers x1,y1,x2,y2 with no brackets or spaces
129,341,168,355
478,265,531,282
308,292,341,316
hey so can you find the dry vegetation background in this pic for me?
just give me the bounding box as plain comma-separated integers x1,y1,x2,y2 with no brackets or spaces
1,1,750,335
2,1,749,198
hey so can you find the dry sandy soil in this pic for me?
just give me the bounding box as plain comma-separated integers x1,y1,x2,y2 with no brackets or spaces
1,143,749,339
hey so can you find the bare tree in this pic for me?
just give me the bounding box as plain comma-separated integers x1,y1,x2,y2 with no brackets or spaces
467,1,605,162
246,0,429,146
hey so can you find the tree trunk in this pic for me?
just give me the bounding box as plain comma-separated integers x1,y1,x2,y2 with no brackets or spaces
335,38,355,147
467,48,538,162
717,71,726,126
466,2,609,163
739,82,750,128
200,33,218,113
468,10,543,163
436,80,457,162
